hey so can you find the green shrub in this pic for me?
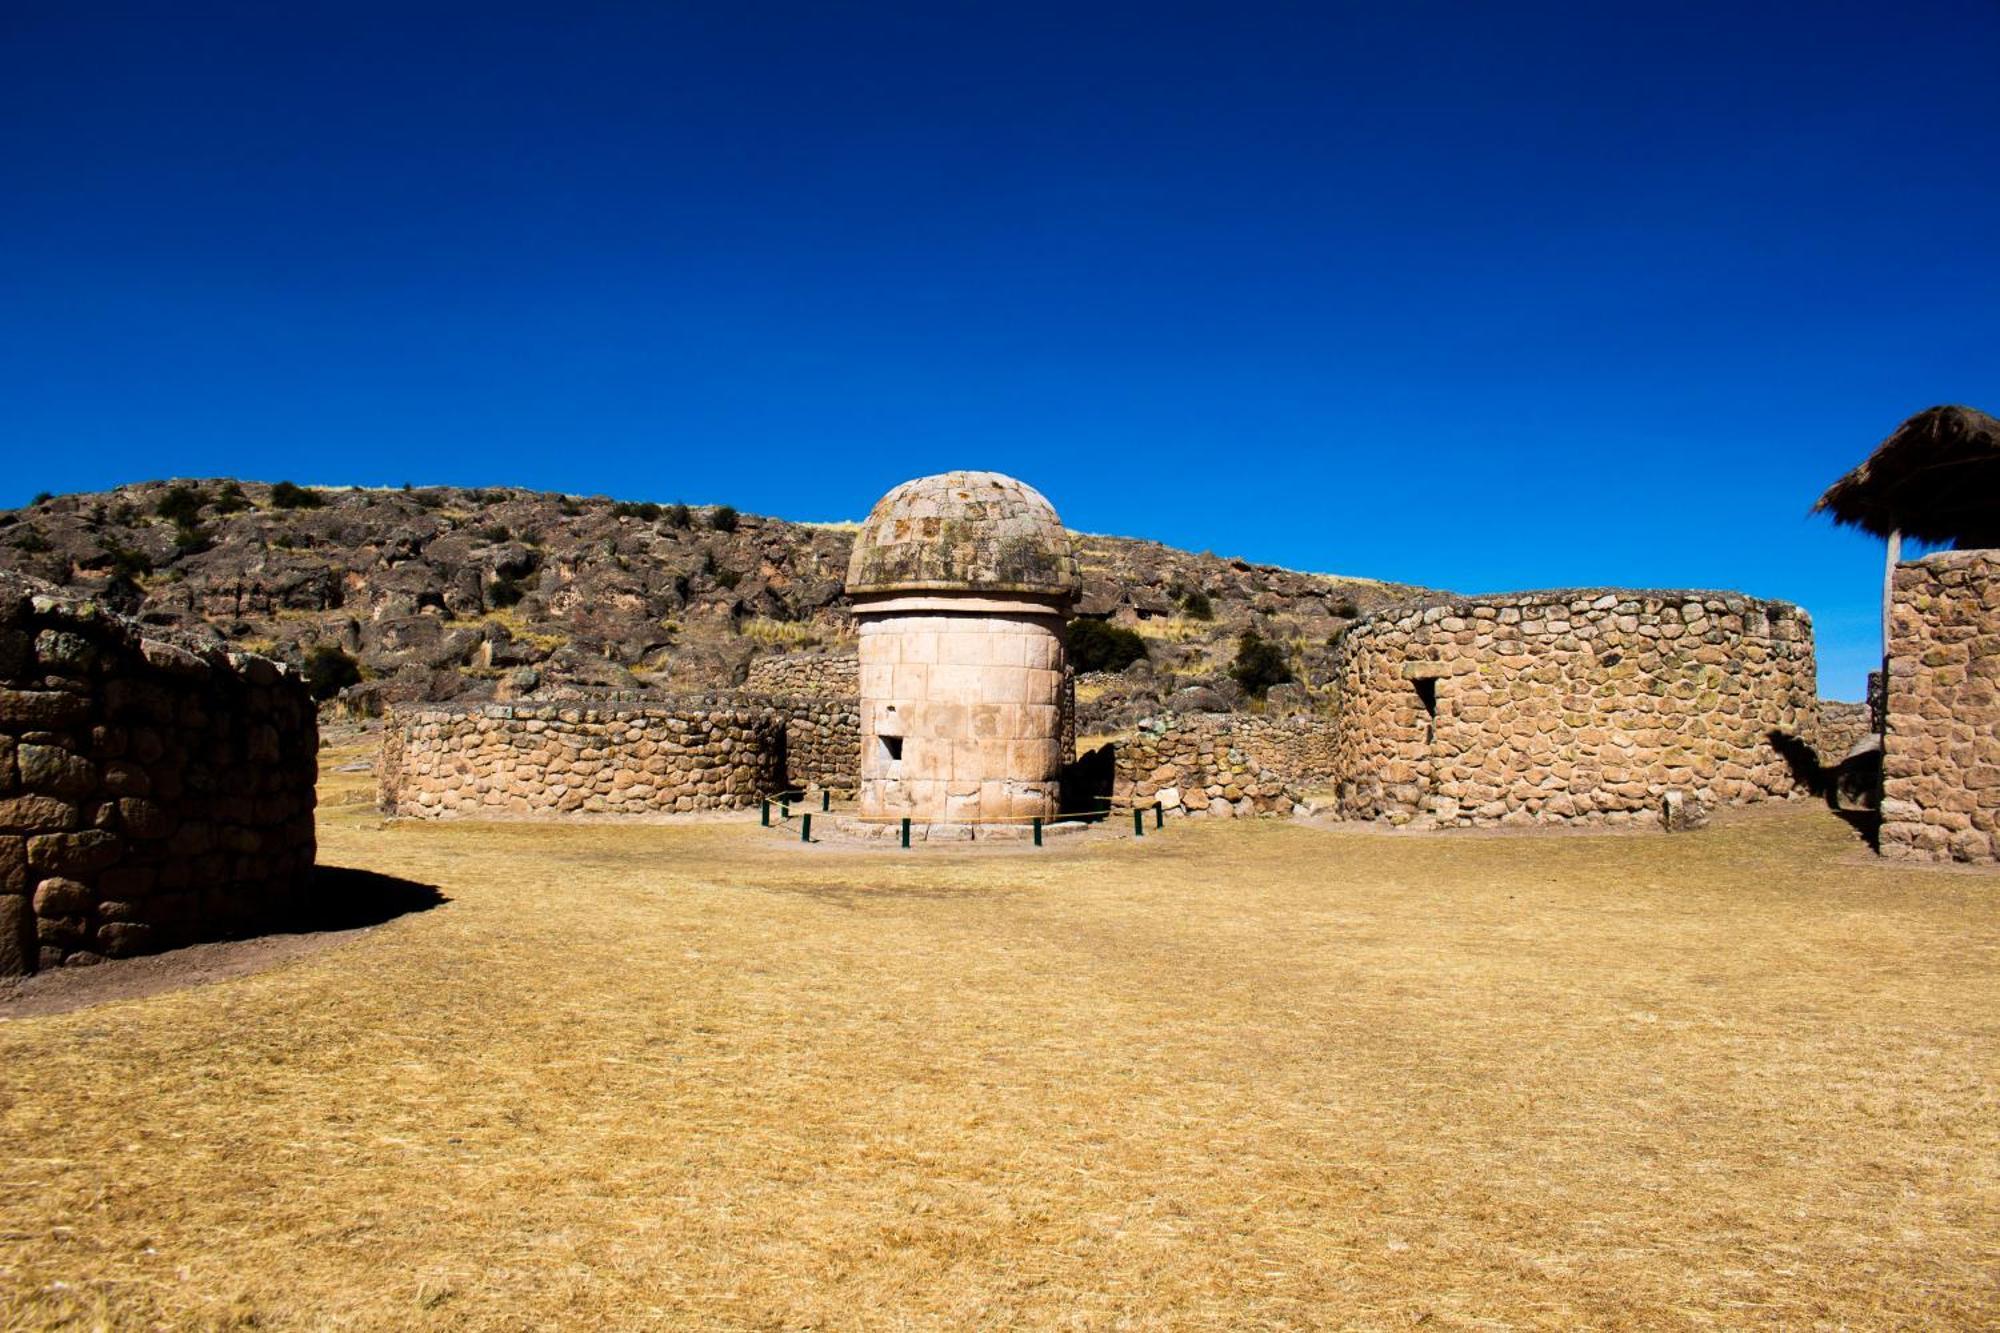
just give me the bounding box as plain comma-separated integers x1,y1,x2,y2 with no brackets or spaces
212,481,251,514
708,505,739,533
1229,630,1294,697
12,528,52,554
302,644,362,701
488,572,526,608
31,492,52,507
270,481,324,510
612,501,662,521
479,524,512,544
155,484,208,526
663,503,692,530
1180,589,1214,620
714,568,742,591
102,540,153,577
171,523,214,556
1068,619,1149,673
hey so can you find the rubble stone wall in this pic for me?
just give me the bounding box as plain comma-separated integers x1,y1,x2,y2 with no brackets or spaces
382,699,785,818
380,691,861,819
1881,550,2000,863
1,578,318,974
744,652,859,698
1113,715,1299,818
1813,700,1875,763
1216,713,1343,786
1327,590,1818,826
773,694,861,793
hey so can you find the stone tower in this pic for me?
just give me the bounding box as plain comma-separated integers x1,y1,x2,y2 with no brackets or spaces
845,471,1079,823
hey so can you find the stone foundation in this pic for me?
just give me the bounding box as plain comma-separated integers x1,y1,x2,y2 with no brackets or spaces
1,576,318,974
1880,550,2000,862
1327,590,1818,827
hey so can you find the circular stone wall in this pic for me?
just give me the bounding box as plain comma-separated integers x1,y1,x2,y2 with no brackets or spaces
1328,589,1817,826
1,575,319,974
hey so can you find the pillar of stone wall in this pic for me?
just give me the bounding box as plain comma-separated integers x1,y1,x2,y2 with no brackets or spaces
855,612,1066,821
1,575,318,974
1880,550,2000,862
1328,590,1817,827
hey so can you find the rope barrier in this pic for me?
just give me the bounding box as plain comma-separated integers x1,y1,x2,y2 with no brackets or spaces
751,790,1167,845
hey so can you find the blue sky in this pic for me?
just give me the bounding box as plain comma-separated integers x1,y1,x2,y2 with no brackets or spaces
4,3,1997,698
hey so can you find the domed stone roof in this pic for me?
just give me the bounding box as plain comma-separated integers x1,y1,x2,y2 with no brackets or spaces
845,471,1079,600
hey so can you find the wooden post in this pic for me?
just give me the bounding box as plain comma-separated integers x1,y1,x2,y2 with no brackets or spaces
1882,528,1902,662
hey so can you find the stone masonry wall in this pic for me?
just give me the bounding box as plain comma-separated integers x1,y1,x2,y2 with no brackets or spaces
382,699,784,818
380,691,860,819
1214,713,1342,787
1880,550,2000,863
1114,714,1299,818
1,575,318,974
744,653,859,698
1812,700,1875,764
775,693,861,793
1328,590,1817,827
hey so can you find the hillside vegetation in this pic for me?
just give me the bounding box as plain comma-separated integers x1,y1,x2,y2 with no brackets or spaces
0,480,1430,721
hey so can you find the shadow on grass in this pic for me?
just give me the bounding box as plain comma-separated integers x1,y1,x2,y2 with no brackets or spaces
276,865,450,934
1767,729,1882,851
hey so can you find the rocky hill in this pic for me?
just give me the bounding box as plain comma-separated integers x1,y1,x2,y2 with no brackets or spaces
0,480,1432,727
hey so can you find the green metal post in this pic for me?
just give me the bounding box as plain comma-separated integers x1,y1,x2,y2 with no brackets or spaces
1154,803,1164,829
1133,807,1145,837
821,789,830,812
780,799,789,820
1032,816,1042,847
760,799,770,827
901,817,911,849
800,813,812,842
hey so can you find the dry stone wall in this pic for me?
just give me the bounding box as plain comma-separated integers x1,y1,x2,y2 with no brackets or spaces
1881,550,2000,863
1,575,318,974
1328,590,1817,826
744,653,858,697
1114,715,1299,818
381,691,859,819
1812,700,1875,764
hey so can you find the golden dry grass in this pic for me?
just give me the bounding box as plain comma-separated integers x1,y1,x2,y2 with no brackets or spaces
1,755,1996,1329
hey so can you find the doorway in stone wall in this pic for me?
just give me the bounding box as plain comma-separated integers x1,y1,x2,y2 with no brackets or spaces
1407,667,1444,816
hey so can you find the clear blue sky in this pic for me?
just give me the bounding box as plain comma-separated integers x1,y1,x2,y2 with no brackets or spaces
5,3,1997,698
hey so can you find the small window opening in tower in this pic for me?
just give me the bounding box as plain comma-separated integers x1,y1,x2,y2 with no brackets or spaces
880,735,903,766
1413,676,1439,744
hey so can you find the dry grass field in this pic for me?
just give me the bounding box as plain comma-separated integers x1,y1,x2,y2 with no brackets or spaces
2,747,1996,1329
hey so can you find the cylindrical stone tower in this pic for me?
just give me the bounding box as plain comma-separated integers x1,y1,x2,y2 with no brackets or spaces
846,471,1080,823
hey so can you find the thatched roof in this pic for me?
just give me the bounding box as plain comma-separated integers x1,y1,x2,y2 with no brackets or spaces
1814,405,2000,547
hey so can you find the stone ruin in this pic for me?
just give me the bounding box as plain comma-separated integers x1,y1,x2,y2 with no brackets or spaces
1324,589,1820,827
376,473,1870,839
1880,549,2000,862
846,471,1079,824
1,573,319,974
